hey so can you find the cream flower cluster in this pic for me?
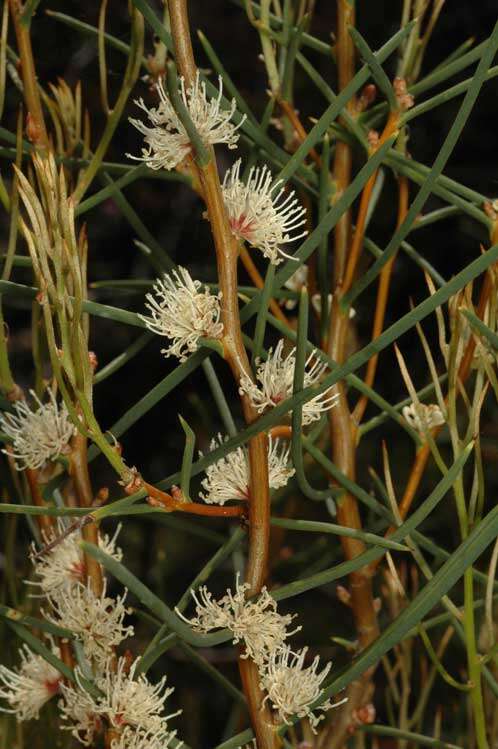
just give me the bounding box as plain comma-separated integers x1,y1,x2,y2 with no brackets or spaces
28,520,122,596
222,159,307,265
0,528,182,748
200,434,295,505
179,575,340,731
129,72,244,170
140,267,223,362
239,339,338,426
0,644,62,721
177,573,300,665
0,389,76,471
402,402,445,433
60,657,179,749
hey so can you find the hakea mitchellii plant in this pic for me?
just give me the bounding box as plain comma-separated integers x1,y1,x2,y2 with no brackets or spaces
1,1,498,749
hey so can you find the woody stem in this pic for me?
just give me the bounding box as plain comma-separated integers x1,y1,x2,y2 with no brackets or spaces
166,3,278,747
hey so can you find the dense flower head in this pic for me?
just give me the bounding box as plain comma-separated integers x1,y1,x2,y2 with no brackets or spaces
200,434,295,505
29,521,122,596
139,267,223,362
239,340,338,426
176,574,300,664
0,645,62,721
129,72,244,171
402,402,445,433
60,657,179,747
44,580,134,666
222,159,307,264
0,389,75,470
260,646,336,731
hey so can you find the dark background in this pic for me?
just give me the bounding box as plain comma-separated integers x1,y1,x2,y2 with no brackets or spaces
2,2,498,746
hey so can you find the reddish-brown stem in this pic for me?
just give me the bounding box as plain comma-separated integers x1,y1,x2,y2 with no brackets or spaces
69,432,103,597
352,175,409,427
239,245,289,326
144,481,244,518
25,467,54,535
7,0,48,148
278,98,322,167
166,3,278,746
341,112,401,295
322,3,380,745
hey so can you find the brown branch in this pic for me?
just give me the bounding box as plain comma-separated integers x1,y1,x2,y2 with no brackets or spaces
167,3,278,746
341,113,401,295
24,468,54,535
144,481,245,518
321,3,380,745
278,98,322,168
239,245,290,326
7,0,47,148
352,175,409,426
69,432,103,597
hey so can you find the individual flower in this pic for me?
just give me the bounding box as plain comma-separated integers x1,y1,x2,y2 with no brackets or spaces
0,645,62,720
176,574,300,665
402,402,445,433
128,72,244,171
260,646,336,732
222,159,307,264
200,434,295,505
60,657,179,745
29,521,122,596
44,581,134,666
58,681,102,746
139,267,223,362
0,389,75,471
239,340,338,426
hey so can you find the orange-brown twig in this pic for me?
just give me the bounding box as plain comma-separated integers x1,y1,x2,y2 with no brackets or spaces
321,3,380,746
352,175,409,426
7,0,48,148
278,98,322,168
239,245,289,326
144,481,245,518
341,112,400,295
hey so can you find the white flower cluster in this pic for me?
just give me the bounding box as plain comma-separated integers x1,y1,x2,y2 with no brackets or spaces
0,389,76,471
222,159,307,265
129,72,244,170
0,644,62,721
402,402,445,433
140,267,223,362
28,521,122,597
239,339,338,426
200,434,295,505
60,657,179,749
178,575,340,731
0,527,182,748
